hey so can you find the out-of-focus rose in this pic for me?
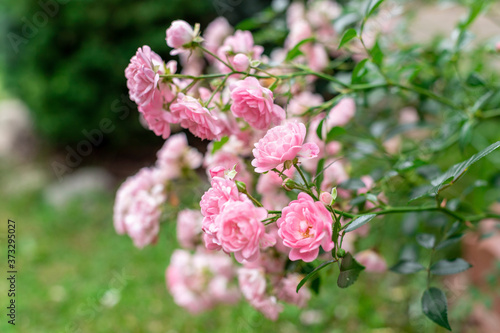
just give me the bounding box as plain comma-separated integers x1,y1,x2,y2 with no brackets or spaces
166,249,239,313
176,209,203,249
355,250,387,272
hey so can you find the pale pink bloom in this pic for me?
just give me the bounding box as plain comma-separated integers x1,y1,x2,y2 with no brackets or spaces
256,169,294,210
319,191,334,205
155,132,203,180
320,159,349,192
306,43,329,72
277,192,334,262
256,168,294,194
233,53,250,72
125,45,164,106
399,107,419,124
285,20,312,50
170,94,225,140
243,249,287,274
166,20,195,54
287,91,324,117
355,250,387,273
261,192,291,211
200,175,248,251
217,30,264,73
251,121,319,173
166,249,240,314
179,51,204,76
238,268,283,320
216,200,275,263
286,2,305,27
328,98,356,127
358,175,374,195
209,165,226,179
113,167,166,248
276,274,311,308
204,150,252,186
176,209,203,249
138,91,175,139
230,77,285,130
203,17,233,58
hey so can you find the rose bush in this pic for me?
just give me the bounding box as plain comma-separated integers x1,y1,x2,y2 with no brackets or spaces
113,1,500,330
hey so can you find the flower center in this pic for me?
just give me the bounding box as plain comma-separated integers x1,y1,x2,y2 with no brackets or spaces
299,220,313,238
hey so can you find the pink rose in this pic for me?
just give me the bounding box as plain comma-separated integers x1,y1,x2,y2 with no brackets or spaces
170,94,225,140
113,167,166,248
230,77,285,130
125,45,164,106
328,97,356,127
200,175,248,251
232,53,250,72
276,274,311,308
176,209,203,249
216,200,275,263
166,20,195,54
166,249,240,314
204,150,252,187
251,121,319,173
203,17,233,59
238,268,283,320
287,91,324,117
277,192,334,262
217,30,264,73
156,132,203,180
355,250,387,273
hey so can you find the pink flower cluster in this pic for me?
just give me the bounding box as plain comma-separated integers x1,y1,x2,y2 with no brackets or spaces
166,249,240,313
117,9,394,321
200,171,275,262
113,167,166,248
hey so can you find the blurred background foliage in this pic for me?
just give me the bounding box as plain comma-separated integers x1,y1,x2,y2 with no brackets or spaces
0,0,267,149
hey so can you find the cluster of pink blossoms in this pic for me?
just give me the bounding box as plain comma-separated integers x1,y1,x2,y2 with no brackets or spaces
116,2,389,320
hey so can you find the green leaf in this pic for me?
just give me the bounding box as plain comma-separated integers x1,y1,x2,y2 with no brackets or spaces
430,258,472,276
351,58,369,84
410,141,500,201
422,287,452,331
416,233,436,249
326,126,347,142
211,136,229,154
366,0,385,18
337,252,365,288
465,72,485,87
370,39,384,66
458,121,473,152
314,158,325,190
345,214,376,232
390,260,425,274
316,118,325,140
285,37,315,62
436,235,463,250
296,260,336,292
338,28,358,49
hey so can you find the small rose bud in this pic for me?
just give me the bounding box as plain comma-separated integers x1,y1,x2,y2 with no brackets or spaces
233,53,250,72
166,20,195,49
235,180,247,193
337,248,346,258
209,166,225,179
320,192,333,205
282,178,299,191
